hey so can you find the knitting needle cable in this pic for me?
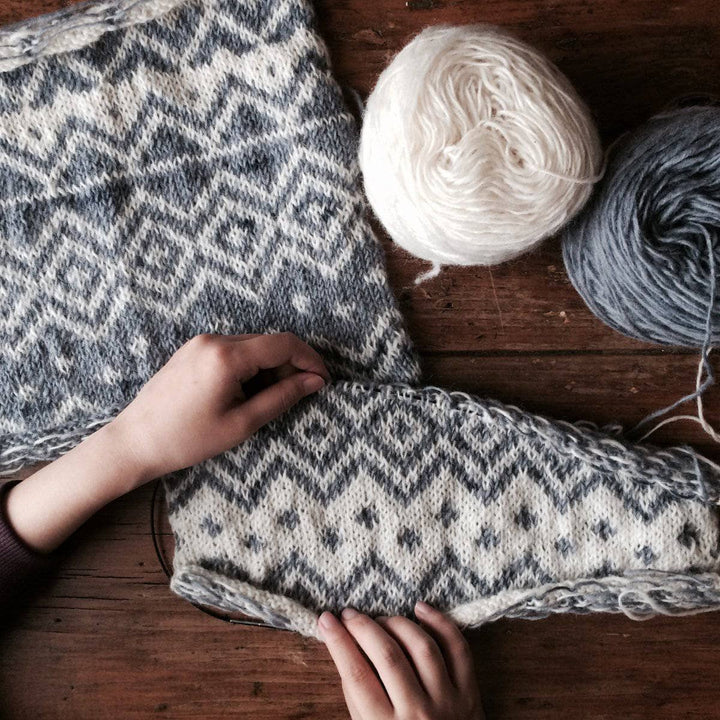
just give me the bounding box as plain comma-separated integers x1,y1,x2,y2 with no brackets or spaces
150,479,286,630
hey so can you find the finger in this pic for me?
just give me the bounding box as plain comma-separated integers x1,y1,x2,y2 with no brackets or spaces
237,333,330,381
272,363,300,380
344,691,363,720
376,616,453,700
231,371,325,439
227,333,262,341
240,364,298,399
318,612,391,718
340,609,425,710
414,602,476,694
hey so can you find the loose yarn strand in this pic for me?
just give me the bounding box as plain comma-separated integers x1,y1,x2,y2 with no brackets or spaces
634,351,719,443
632,228,718,442
414,262,443,285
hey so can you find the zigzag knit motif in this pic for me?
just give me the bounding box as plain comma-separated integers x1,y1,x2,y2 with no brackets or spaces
0,0,419,475
1,0,719,637
169,381,720,636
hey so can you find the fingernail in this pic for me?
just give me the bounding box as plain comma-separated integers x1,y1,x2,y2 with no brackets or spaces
302,373,325,393
318,611,337,631
415,601,432,616
341,608,359,620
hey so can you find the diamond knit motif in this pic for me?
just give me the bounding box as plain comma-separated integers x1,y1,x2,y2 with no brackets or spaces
0,0,419,473
1,0,719,638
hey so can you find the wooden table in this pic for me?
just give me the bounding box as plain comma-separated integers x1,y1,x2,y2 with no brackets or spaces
1,0,719,717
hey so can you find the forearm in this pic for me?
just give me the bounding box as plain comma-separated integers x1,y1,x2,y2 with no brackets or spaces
2,333,327,556
2,421,146,554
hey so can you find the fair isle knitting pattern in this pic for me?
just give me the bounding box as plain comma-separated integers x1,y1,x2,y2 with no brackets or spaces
169,382,720,636
1,0,720,636
0,0,420,475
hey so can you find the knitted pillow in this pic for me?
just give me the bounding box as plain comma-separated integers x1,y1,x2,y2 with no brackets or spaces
2,0,719,638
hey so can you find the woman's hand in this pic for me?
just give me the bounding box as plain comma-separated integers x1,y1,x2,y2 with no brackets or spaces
4,332,328,553
110,332,330,484
319,602,485,720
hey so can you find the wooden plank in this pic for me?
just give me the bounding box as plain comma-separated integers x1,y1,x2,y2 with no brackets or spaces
383,235,667,352
315,0,720,138
420,352,720,460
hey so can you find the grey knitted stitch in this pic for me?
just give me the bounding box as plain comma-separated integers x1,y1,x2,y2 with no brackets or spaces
1,0,719,637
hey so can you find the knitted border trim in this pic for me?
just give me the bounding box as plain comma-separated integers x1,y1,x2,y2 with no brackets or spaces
5,380,719,488
0,0,184,72
0,411,118,477
171,565,720,638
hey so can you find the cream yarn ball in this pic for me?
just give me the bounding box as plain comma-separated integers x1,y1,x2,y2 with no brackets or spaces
358,25,603,271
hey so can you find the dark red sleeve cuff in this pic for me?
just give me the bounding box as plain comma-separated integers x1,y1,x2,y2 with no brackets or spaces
0,481,56,611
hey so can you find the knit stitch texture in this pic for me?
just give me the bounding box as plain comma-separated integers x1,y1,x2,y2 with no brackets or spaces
1,0,719,637
0,0,419,474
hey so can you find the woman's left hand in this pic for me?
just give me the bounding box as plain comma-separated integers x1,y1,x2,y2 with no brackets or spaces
3,332,329,554
110,331,330,485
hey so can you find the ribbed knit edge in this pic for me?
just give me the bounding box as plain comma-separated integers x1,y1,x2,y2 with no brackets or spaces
0,0,187,73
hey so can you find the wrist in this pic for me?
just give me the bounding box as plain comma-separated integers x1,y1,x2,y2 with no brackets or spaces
91,419,156,498
2,421,155,554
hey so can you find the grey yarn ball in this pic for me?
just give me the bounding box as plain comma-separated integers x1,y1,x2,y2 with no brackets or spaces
562,107,720,347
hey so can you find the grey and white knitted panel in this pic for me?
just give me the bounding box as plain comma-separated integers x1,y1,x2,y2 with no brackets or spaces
0,0,419,474
1,0,719,637
169,382,720,636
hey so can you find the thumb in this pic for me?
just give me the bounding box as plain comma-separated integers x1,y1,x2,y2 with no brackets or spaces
231,371,325,440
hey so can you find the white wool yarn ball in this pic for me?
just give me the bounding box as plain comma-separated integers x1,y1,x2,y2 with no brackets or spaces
359,25,603,269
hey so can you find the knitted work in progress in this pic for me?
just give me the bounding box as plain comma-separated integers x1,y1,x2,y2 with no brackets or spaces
1,0,720,637
0,0,419,472
170,381,720,636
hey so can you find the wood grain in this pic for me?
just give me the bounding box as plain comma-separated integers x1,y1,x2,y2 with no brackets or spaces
1,0,720,718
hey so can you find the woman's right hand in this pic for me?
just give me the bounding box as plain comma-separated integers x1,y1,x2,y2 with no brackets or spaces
319,602,485,720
